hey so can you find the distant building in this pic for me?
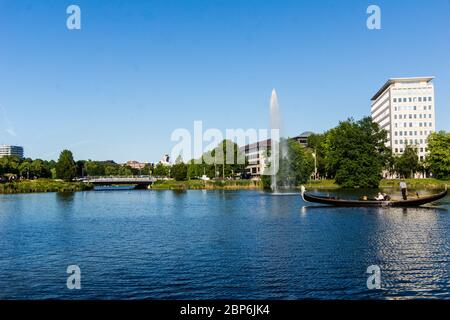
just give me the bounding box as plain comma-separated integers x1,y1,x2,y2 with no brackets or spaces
0,145,24,159
240,132,314,177
371,77,436,161
159,154,171,166
292,131,314,147
240,139,271,177
125,160,148,170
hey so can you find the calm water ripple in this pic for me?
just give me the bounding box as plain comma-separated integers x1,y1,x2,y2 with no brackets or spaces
0,189,449,299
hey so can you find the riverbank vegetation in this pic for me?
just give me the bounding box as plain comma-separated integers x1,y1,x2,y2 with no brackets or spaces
307,120,449,188
151,179,262,190
1,119,448,193
0,179,93,194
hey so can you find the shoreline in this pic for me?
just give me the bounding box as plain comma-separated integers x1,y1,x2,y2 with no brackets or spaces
0,178,448,194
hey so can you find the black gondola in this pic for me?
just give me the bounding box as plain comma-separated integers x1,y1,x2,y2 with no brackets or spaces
300,186,448,207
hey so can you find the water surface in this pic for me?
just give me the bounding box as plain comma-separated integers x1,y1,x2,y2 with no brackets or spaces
0,189,449,299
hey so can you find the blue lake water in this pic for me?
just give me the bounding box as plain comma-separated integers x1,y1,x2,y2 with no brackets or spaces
0,189,449,299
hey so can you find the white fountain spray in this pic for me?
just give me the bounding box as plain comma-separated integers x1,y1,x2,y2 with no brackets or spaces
269,89,285,192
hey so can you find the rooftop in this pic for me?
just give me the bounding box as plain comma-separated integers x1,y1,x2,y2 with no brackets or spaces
371,76,434,101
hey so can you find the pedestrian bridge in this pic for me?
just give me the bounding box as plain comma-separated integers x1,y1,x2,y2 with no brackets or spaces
83,176,157,188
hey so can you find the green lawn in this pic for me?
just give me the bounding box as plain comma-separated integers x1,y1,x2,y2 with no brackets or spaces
305,178,448,190
151,179,262,190
0,179,93,194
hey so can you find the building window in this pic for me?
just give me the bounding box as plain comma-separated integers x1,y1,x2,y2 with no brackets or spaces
428,97,432,101
393,98,397,102
418,97,422,102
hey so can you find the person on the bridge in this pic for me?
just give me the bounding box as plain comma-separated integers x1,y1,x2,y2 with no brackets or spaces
400,180,408,200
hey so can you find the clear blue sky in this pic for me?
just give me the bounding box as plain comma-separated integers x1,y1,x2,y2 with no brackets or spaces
1,0,449,163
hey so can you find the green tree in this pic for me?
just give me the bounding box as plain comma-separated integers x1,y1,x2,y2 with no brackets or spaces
171,156,188,181
0,156,21,175
261,139,314,188
55,150,77,182
307,133,326,178
394,144,419,178
153,163,170,177
426,131,450,179
19,161,31,178
323,117,390,188
209,140,247,179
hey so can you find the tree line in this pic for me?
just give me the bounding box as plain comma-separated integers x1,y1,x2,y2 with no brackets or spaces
307,118,449,187
2,118,448,187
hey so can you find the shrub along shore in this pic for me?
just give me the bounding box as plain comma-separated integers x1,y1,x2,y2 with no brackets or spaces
306,178,448,190
0,179,93,194
150,179,262,190
0,178,447,194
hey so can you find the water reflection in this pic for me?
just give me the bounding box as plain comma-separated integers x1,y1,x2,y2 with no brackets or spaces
0,190,448,299
369,207,449,298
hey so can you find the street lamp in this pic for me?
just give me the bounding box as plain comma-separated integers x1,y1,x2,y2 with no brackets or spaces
312,151,317,180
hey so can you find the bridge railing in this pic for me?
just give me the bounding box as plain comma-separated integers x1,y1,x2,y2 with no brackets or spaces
81,176,156,182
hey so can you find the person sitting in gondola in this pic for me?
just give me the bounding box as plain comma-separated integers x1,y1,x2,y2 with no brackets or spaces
375,192,384,201
383,193,391,201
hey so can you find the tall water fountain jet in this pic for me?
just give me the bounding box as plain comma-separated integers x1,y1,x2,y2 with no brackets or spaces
269,89,286,192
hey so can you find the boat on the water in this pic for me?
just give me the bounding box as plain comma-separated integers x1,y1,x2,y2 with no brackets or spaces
300,186,448,207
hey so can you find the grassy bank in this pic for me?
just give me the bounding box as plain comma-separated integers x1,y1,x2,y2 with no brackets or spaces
146,178,449,191
380,178,449,190
151,179,262,190
305,178,448,190
0,179,93,194
1,178,446,194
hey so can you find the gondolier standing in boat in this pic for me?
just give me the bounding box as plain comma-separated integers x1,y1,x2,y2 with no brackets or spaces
400,180,408,200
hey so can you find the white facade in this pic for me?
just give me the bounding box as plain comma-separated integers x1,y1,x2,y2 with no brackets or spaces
371,77,436,161
0,145,24,159
240,139,271,177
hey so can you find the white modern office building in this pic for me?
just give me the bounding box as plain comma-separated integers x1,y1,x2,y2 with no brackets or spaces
0,145,24,159
240,139,271,177
371,77,436,161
